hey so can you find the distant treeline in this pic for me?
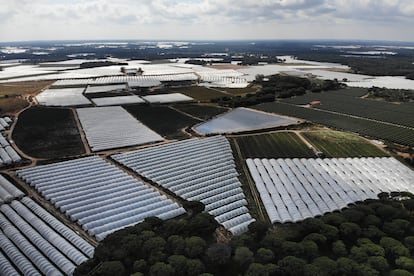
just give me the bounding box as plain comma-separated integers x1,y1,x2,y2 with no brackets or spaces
295,52,414,80
367,87,414,102
211,74,344,107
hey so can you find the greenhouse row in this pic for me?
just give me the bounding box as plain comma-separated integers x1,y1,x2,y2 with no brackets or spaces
142,93,194,104
0,133,21,167
246,157,414,224
0,196,94,276
112,136,255,235
52,73,198,88
0,116,12,132
84,84,127,94
91,95,145,106
16,156,186,241
76,106,163,151
0,175,24,204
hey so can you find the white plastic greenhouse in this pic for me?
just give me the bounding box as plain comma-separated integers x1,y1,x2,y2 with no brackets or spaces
16,156,186,241
246,157,414,224
112,136,255,235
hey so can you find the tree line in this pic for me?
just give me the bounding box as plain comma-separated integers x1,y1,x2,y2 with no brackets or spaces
76,192,414,276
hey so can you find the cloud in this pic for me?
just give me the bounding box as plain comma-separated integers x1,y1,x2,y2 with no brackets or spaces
0,0,413,41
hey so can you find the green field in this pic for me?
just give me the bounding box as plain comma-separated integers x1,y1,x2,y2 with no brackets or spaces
233,132,315,159
303,131,389,158
124,105,200,139
172,104,228,120
13,106,85,159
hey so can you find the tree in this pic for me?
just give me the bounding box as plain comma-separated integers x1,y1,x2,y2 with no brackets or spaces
167,235,185,255
281,241,304,257
249,221,269,240
312,256,337,275
246,263,269,276
321,213,346,226
186,259,205,275
265,263,279,276
303,264,321,276
332,240,347,257
320,224,339,242
368,256,389,273
183,201,205,215
342,209,365,224
206,243,231,265
149,262,174,276
301,218,324,234
404,237,414,253
301,240,319,261
143,237,167,254
362,215,382,228
362,225,386,241
185,236,207,258
234,246,254,266
339,222,362,242
350,246,369,263
396,257,414,273
167,255,188,275
335,257,359,275
390,269,414,276
303,233,327,247
380,237,410,260
95,261,126,276
186,213,218,237
278,256,307,276
133,259,147,273
256,248,275,264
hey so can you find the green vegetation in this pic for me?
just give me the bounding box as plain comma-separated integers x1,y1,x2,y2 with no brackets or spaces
303,131,389,158
124,105,200,139
281,88,414,128
254,101,414,147
233,132,315,159
12,106,85,159
171,104,228,120
296,52,414,80
367,87,414,102
212,74,344,107
76,193,414,276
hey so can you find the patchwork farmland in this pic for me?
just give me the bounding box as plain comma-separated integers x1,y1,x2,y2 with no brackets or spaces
1,47,414,276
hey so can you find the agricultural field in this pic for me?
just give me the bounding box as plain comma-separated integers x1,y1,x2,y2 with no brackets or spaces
0,80,53,96
254,101,414,147
233,132,315,159
303,131,389,158
281,88,414,128
0,97,29,115
220,86,259,95
168,86,227,102
124,105,200,139
172,104,228,120
12,106,85,159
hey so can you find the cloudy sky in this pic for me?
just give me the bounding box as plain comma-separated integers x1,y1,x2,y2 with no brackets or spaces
1,0,414,42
